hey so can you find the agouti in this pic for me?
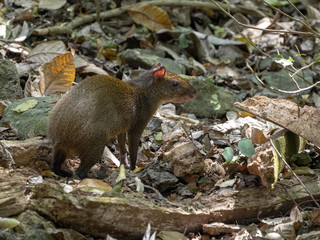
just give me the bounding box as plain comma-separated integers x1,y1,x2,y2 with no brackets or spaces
47,64,196,179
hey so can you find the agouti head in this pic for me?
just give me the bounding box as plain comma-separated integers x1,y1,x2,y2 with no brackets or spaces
130,63,197,105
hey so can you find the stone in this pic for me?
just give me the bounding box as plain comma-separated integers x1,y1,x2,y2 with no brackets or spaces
0,59,23,101
183,76,241,118
1,96,58,139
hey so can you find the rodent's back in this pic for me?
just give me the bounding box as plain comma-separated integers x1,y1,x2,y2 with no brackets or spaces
48,75,135,151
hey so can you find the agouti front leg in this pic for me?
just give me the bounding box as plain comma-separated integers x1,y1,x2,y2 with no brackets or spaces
128,130,143,171
117,133,130,169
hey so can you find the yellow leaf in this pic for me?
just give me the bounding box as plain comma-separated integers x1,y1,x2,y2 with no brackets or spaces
77,178,113,193
0,217,20,229
127,3,174,32
13,99,38,113
116,164,126,183
237,111,255,118
41,170,56,177
39,50,75,95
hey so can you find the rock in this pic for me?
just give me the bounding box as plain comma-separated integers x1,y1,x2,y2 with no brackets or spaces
0,138,51,168
0,141,15,168
178,185,193,197
161,122,204,182
141,167,179,193
0,96,58,139
0,59,23,101
182,76,241,118
24,229,56,240
247,142,274,188
121,48,186,74
263,69,313,92
216,45,245,65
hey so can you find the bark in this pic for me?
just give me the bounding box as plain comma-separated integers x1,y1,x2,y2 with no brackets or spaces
28,171,320,239
234,96,320,146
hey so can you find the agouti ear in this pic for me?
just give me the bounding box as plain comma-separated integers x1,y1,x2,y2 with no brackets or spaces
152,66,166,81
152,63,162,71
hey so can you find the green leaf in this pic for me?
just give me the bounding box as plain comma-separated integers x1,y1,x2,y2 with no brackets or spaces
316,54,320,62
238,138,255,157
155,132,162,143
198,177,212,183
273,54,284,61
116,164,126,183
274,56,294,67
222,147,234,163
178,33,192,49
209,94,221,110
13,99,38,113
112,183,122,195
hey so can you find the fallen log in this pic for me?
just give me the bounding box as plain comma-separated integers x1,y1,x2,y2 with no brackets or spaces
28,171,320,239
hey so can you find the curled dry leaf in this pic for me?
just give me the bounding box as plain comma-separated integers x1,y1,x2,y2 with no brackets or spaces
27,40,67,64
39,51,75,95
127,3,174,32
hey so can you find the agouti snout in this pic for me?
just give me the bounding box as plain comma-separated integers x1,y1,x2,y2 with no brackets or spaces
48,64,196,178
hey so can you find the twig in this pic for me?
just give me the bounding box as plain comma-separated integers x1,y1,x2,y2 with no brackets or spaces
286,0,311,29
291,61,316,78
33,0,265,36
209,0,316,37
246,61,320,94
263,0,318,37
129,183,182,207
214,0,318,93
143,184,167,201
270,139,320,208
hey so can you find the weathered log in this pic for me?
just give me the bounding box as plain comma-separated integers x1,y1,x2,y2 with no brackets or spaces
28,171,320,239
1,163,319,239
0,168,37,217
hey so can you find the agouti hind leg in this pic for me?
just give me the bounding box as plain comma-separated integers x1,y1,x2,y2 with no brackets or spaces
51,147,73,177
75,145,104,179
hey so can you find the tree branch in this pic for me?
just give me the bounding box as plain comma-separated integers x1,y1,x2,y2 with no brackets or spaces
210,0,318,38
33,0,266,36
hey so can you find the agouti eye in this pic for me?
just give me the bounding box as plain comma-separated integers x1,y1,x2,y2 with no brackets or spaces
172,81,179,87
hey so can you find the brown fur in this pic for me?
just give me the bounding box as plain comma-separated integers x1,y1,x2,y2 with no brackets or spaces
47,65,196,178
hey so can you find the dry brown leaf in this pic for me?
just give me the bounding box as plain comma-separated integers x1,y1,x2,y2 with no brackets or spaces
127,3,174,32
0,101,7,117
251,128,268,145
310,209,320,226
39,50,75,95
